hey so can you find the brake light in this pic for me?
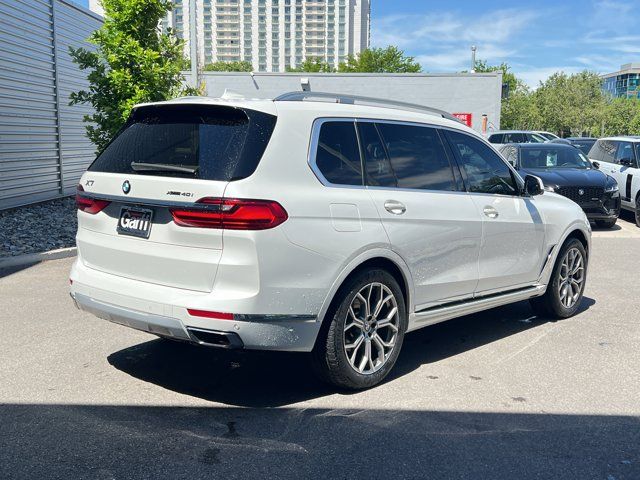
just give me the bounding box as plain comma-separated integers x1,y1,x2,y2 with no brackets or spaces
76,185,110,214
170,197,288,230
187,309,234,320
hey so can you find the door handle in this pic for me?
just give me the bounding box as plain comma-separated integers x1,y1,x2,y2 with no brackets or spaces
483,206,499,219
384,200,406,215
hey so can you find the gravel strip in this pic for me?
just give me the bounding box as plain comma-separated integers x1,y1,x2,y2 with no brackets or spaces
0,197,77,258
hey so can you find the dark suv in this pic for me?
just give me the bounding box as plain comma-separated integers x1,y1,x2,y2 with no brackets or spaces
500,143,621,228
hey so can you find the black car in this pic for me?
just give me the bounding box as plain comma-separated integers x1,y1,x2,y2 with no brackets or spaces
549,137,598,156
499,143,621,228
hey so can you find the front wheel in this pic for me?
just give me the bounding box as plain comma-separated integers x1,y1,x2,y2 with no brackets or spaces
635,195,640,228
530,238,587,319
312,269,407,390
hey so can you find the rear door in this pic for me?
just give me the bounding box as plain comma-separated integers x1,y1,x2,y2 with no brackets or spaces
444,129,546,294
358,120,482,310
77,103,276,292
614,141,639,206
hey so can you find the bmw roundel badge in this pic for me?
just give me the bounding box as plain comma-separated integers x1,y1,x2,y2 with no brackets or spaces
578,189,584,196
122,180,131,195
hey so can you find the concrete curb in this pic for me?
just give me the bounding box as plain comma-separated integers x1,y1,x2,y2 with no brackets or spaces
0,247,77,270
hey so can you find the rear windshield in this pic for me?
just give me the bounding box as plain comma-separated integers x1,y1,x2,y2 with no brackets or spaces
572,139,596,155
89,105,276,181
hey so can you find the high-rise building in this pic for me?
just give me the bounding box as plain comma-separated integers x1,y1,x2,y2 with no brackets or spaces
90,0,371,72
602,63,640,99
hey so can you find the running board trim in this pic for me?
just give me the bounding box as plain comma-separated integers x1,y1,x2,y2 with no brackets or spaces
407,285,546,332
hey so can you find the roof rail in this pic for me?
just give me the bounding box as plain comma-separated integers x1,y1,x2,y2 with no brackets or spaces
274,91,464,124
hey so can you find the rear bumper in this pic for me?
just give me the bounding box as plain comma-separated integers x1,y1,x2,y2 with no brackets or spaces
71,292,244,348
70,281,322,352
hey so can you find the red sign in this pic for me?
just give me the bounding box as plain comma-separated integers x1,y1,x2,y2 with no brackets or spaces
452,113,473,127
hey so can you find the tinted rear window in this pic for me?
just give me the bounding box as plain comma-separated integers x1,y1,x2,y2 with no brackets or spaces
572,139,596,155
89,105,276,181
315,121,363,186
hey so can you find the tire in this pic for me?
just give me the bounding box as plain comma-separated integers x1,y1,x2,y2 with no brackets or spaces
635,194,640,228
530,238,587,319
595,218,617,229
311,268,407,390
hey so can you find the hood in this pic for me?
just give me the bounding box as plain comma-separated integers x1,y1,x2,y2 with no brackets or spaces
520,168,608,187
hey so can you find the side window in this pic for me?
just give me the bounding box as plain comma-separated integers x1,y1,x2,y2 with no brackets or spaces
358,122,396,187
600,140,618,164
505,133,525,143
488,133,504,144
616,141,635,165
375,123,457,191
589,140,604,161
314,121,363,186
446,130,518,195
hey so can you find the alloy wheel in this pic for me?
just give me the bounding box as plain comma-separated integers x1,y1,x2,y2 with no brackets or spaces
557,247,585,309
343,282,400,375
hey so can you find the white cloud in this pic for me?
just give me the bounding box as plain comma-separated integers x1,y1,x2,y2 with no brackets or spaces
372,9,539,48
371,8,538,72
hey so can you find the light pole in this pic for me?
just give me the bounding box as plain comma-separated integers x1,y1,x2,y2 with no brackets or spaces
471,45,477,73
189,0,198,89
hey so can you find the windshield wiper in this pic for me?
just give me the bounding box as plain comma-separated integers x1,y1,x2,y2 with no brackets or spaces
131,162,199,174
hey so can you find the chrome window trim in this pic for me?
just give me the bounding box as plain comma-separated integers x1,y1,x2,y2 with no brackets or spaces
308,116,473,194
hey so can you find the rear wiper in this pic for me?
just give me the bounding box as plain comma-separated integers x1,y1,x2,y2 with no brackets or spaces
130,162,198,174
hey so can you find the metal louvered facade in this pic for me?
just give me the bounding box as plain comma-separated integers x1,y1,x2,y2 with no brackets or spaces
0,0,101,210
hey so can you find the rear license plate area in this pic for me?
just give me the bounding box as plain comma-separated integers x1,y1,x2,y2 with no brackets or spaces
117,207,153,239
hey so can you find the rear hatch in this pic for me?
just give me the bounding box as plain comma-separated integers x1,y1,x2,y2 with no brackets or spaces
76,102,277,292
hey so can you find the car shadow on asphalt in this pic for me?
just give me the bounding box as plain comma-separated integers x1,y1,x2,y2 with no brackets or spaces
1,403,637,479
107,297,595,408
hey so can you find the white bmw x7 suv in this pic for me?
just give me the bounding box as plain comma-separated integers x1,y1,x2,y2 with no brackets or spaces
70,92,591,389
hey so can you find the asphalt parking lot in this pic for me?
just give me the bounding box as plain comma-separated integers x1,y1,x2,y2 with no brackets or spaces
1,213,639,480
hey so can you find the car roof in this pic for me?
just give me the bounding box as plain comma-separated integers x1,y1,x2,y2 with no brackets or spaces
504,142,577,150
489,130,535,134
132,93,472,133
597,136,640,142
566,137,596,141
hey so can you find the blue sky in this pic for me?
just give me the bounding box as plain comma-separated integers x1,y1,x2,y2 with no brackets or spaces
71,0,640,87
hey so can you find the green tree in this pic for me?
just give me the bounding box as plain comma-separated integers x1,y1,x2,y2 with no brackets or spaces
603,97,640,136
501,85,542,130
69,0,193,152
534,71,605,136
287,57,334,73
204,60,253,72
338,46,422,73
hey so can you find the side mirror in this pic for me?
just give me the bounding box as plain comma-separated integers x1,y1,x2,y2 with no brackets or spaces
592,161,600,170
620,158,633,167
524,175,544,196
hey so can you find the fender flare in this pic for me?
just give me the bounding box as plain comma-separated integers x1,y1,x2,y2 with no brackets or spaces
315,248,414,325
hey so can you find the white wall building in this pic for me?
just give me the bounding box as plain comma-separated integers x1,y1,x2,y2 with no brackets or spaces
90,0,371,72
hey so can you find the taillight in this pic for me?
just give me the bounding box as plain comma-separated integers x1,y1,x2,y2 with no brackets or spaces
76,185,110,214
187,309,234,320
170,197,288,230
